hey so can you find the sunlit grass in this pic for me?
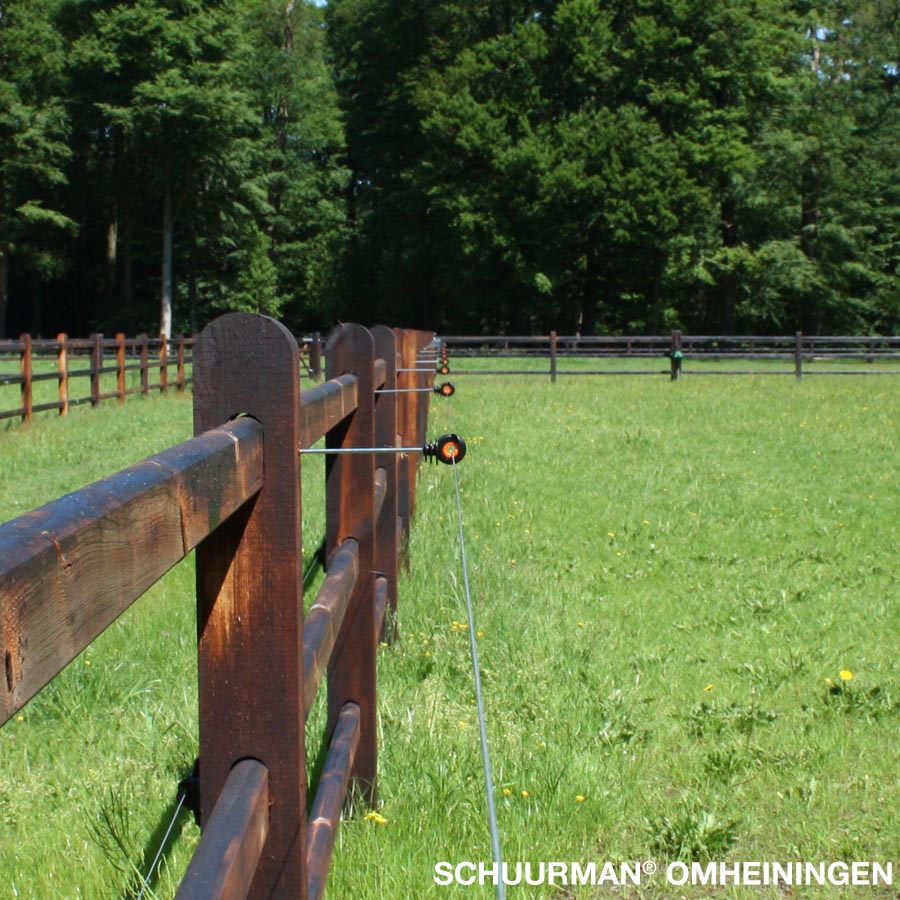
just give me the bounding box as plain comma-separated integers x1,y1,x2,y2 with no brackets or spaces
3,372,900,898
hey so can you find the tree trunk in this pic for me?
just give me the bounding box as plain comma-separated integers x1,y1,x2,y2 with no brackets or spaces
161,185,174,339
106,215,118,305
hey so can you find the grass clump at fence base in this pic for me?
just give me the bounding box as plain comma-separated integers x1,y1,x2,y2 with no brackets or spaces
3,373,900,899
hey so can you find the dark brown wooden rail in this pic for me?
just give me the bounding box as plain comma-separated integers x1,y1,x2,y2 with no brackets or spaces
0,313,436,900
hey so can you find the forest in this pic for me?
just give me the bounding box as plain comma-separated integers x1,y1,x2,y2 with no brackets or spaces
0,0,898,339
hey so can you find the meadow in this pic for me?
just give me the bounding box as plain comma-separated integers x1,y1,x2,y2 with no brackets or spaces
2,365,900,899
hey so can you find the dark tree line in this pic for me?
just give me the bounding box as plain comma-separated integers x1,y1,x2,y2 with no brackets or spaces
1,0,898,338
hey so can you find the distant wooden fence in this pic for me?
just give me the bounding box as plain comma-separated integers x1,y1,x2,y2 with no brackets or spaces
442,332,900,380
0,314,437,900
0,331,324,425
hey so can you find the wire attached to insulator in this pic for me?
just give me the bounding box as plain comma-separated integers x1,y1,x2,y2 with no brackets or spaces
422,433,466,465
448,453,505,900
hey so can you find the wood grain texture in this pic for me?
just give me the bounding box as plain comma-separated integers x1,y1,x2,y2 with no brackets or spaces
306,703,360,900
324,323,377,803
0,417,263,727
372,326,399,639
193,312,306,900
299,375,358,448
174,759,269,900
302,540,359,717
393,329,418,556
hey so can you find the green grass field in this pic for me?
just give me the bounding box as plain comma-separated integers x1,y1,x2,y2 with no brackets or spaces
2,370,900,898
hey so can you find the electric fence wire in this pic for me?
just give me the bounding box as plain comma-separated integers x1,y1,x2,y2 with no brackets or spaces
134,790,186,900
450,455,506,900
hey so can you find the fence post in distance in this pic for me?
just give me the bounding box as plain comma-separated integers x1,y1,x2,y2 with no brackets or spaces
57,333,68,416
19,334,32,424
139,334,149,396
90,333,102,406
159,334,168,394
116,333,126,403
670,330,683,380
310,332,323,381
550,330,558,383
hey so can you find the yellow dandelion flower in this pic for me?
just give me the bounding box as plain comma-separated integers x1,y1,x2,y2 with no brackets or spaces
607,532,616,538
521,790,530,798
839,669,854,682
84,660,92,666
458,721,468,729
503,788,512,796
825,677,834,686
16,715,24,722
365,811,388,825
576,795,586,803
577,622,585,628
704,684,714,692
476,630,484,638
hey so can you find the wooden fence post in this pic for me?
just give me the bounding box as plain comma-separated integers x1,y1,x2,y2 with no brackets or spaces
550,330,558,383
176,335,186,391
139,334,149,396
325,323,378,803
57,333,68,416
19,334,32,424
372,326,399,641
116,333,126,403
795,331,803,379
90,333,102,406
413,330,433,452
193,312,306,900
395,329,418,557
159,334,168,394
309,332,323,381
670,329,683,380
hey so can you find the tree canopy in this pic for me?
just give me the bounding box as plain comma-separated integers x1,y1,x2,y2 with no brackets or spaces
0,0,897,337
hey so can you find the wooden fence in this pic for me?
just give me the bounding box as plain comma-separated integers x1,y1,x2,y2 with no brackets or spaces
0,314,438,899
442,332,900,380
0,331,324,425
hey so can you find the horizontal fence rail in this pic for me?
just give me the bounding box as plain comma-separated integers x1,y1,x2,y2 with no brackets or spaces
442,332,900,380
0,314,435,899
0,331,324,426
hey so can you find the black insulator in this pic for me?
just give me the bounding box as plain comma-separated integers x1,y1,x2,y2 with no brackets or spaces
422,433,467,465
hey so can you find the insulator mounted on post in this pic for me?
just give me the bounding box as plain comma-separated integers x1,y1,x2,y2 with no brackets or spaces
300,432,467,463
423,433,466,465
435,382,455,397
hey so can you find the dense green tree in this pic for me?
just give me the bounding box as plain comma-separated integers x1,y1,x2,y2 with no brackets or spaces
1,0,897,337
239,0,351,330
327,0,898,334
0,0,75,338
